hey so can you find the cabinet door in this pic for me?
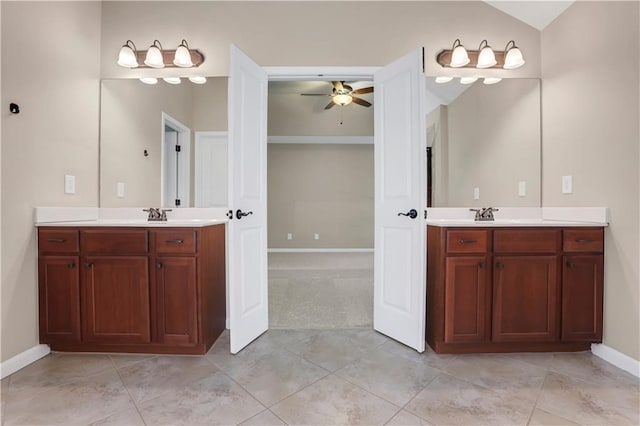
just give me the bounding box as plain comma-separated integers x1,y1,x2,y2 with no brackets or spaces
562,255,603,342
493,256,560,342
82,256,150,344
38,256,81,343
444,256,490,343
154,257,198,345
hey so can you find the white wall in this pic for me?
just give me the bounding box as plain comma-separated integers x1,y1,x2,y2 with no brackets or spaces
541,1,640,361
1,1,102,361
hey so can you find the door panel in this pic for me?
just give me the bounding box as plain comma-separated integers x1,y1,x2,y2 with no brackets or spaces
228,45,269,354
373,48,427,352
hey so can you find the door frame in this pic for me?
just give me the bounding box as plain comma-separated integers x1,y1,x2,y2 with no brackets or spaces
161,112,191,208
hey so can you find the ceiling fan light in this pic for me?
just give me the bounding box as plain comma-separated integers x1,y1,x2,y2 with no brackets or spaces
163,77,181,84
435,76,454,83
333,93,353,106
476,40,497,69
483,77,502,85
117,40,138,68
189,76,207,84
139,77,158,85
503,40,525,69
144,40,165,68
450,39,470,68
460,77,478,85
173,39,194,67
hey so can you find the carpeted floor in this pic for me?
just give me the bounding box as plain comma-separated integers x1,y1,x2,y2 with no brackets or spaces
268,252,374,329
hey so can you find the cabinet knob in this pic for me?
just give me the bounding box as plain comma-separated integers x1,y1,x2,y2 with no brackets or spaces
566,261,576,268
157,263,163,269
84,262,93,268
496,262,504,269
479,261,486,269
67,262,76,269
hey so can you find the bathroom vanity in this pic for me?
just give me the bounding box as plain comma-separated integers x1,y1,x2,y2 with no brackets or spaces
36,221,226,355
426,221,605,354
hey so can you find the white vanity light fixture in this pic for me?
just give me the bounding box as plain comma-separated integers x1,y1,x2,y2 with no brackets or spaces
117,40,139,68
435,76,454,83
163,77,181,84
483,77,502,85
144,40,165,68
173,39,194,67
188,76,207,84
476,40,497,69
139,77,158,85
460,77,478,84
503,40,525,69
449,39,470,68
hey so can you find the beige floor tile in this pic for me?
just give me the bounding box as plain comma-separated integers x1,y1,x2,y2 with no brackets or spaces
441,353,548,403
385,410,434,425
271,374,399,425
547,352,639,388
287,329,389,371
108,353,156,368
89,407,145,426
536,371,640,425
528,408,579,425
405,373,533,426
379,339,458,371
118,355,218,403
5,353,114,401
240,409,286,425
335,347,440,406
4,369,133,426
138,370,264,425
224,349,329,406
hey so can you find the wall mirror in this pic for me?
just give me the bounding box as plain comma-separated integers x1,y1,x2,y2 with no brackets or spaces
425,77,541,207
99,77,228,208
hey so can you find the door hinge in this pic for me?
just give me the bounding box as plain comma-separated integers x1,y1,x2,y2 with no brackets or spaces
424,210,428,219
175,199,181,206
175,145,181,152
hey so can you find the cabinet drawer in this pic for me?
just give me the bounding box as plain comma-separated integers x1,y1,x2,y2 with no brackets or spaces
38,229,79,253
153,230,197,254
494,229,560,254
81,230,148,254
446,230,489,253
563,229,604,253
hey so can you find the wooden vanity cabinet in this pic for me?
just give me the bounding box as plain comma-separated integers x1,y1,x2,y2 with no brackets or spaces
427,225,604,354
37,224,226,355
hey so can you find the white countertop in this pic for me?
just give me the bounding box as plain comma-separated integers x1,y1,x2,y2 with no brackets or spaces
426,218,607,227
36,218,227,228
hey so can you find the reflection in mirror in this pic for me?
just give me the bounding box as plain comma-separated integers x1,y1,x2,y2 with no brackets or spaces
99,78,228,207
425,78,541,207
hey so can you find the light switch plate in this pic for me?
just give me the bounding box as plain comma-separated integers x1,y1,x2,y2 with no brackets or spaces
562,175,573,194
64,175,75,194
518,181,526,197
117,182,125,198
287,233,293,240
473,187,480,200
314,233,320,240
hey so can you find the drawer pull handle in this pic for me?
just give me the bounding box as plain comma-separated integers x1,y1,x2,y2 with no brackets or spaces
47,238,66,243
458,239,477,244
67,262,76,269
165,239,184,244
575,239,595,243
566,261,576,268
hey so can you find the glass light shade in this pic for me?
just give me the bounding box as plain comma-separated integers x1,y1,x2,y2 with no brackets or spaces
435,76,454,83
163,77,181,85
483,77,502,85
139,77,158,85
173,40,194,67
144,40,165,68
460,77,478,85
333,94,353,106
117,41,138,68
504,41,525,69
450,39,470,68
189,76,207,84
476,41,497,69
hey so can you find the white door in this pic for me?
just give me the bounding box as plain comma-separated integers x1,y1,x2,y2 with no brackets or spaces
195,131,228,207
373,48,427,352
228,45,269,354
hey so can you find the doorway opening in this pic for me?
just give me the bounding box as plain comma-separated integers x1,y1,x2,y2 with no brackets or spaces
161,112,191,208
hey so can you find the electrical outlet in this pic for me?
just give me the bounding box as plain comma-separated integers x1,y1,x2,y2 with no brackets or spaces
64,175,76,194
562,175,573,194
287,233,293,240
473,187,480,200
314,233,320,240
518,181,526,197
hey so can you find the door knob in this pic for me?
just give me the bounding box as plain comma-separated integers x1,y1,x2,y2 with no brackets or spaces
236,209,254,220
397,209,418,219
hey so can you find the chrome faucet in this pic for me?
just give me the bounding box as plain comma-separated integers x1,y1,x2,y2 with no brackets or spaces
470,207,499,221
143,208,171,222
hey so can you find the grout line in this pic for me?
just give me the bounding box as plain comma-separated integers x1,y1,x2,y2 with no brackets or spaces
113,361,148,426
526,371,548,426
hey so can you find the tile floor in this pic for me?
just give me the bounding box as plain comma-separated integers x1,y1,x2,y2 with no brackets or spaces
1,328,639,425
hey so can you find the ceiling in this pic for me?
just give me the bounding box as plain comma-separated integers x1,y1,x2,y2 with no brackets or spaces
482,0,575,30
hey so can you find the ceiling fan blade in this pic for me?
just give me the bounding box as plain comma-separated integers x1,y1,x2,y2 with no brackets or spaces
351,86,373,95
352,96,372,107
300,93,331,96
324,101,336,110
343,84,353,92
332,81,344,91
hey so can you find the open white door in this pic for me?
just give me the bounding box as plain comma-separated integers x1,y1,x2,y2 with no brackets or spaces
373,48,427,352
228,45,269,354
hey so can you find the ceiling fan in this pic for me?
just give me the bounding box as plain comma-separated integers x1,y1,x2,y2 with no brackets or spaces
301,81,373,110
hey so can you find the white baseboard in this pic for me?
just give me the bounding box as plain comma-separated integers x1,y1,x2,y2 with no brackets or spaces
268,248,374,253
591,343,640,378
1,344,50,379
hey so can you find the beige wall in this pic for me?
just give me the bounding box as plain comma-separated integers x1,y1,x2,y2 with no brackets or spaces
446,79,541,207
541,2,640,360
268,144,374,248
1,2,102,360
